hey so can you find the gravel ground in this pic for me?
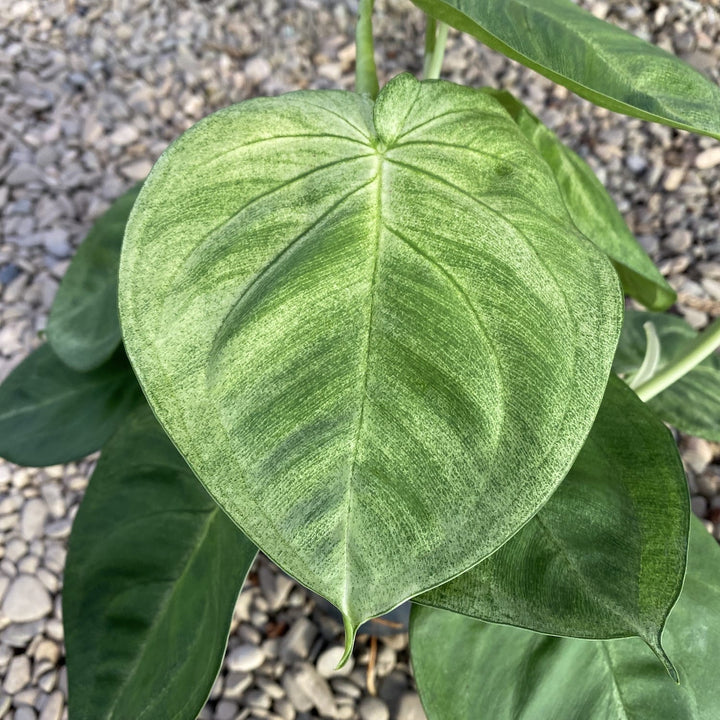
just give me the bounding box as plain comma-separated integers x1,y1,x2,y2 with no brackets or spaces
1,1,720,718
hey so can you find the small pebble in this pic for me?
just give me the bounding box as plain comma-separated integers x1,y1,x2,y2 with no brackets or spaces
226,644,265,672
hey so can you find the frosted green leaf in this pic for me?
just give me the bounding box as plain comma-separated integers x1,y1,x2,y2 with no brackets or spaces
485,89,674,310
119,74,621,653
410,0,720,139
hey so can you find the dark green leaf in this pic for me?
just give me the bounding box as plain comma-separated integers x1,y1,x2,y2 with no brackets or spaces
485,89,674,310
47,183,142,372
0,344,141,466
615,310,720,441
64,404,257,720
410,519,720,720
415,376,688,674
119,74,621,648
410,0,720,140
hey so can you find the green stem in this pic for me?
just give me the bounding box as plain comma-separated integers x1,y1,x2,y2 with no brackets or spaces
425,22,449,80
635,317,720,402
356,0,379,98
423,16,437,79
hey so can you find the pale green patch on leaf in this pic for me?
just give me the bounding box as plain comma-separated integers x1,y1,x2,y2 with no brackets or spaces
415,376,689,676
484,89,674,310
409,0,720,140
63,404,257,720
615,310,720,441
410,519,720,720
47,183,142,371
119,74,621,649
0,344,142,467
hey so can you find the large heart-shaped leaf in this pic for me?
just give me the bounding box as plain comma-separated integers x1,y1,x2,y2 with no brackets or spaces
615,311,720,441
0,344,142,466
47,183,142,372
485,89,674,311
410,518,720,720
64,404,257,720
415,375,688,674
410,0,720,140
119,74,621,648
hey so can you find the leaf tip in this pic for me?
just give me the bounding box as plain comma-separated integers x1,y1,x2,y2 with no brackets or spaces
338,614,359,669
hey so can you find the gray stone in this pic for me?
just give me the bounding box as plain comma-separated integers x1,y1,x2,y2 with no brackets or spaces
259,564,295,611
215,700,239,720
3,654,30,694
359,697,390,720
20,498,48,540
626,154,647,174
282,671,314,713
222,671,252,699
15,706,37,720
226,643,265,672
1,575,53,622
41,229,71,258
0,620,44,648
38,691,63,720
280,617,317,663
293,663,337,718
6,163,43,186
397,692,427,720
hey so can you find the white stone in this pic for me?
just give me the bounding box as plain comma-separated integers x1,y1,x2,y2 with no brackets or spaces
120,160,152,181
316,646,354,677
695,147,720,170
20,499,47,540
1,575,53,622
3,654,30,693
245,57,271,84
110,124,139,146
226,643,264,672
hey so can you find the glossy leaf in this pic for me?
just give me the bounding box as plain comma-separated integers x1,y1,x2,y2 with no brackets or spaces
64,404,257,720
615,310,720,441
47,183,142,371
119,74,622,646
415,376,688,673
0,344,142,466
485,89,674,310
410,519,720,720
410,0,720,140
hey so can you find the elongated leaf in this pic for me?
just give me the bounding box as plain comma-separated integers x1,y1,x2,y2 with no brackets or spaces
411,0,720,140
615,311,720,441
64,404,257,720
119,74,622,648
485,89,674,310
47,183,142,371
0,344,141,466
415,376,688,673
410,519,720,720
